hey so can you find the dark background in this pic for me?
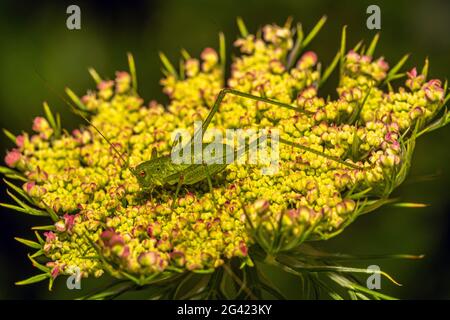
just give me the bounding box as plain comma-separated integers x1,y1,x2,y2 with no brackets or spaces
0,0,449,299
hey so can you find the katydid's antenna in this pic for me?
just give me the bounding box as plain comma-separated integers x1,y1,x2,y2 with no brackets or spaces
32,68,132,171
73,109,130,168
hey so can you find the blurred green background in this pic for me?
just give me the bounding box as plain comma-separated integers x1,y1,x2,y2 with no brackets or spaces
0,0,449,299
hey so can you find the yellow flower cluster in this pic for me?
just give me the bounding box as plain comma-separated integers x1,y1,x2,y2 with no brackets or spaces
3,21,447,282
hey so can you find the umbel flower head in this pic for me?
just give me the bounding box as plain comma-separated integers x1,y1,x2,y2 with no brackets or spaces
1,16,449,299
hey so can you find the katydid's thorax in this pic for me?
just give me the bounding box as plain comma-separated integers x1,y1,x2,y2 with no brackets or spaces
133,156,190,188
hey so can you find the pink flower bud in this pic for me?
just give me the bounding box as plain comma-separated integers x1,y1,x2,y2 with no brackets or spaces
376,57,389,71
346,50,360,63
138,251,158,267
55,220,66,232
44,231,56,242
360,55,372,64
239,241,248,256
120,245,130,258
32,117,49,132
185,58,200,77
297,51,318,69
424,79,444,101
269,59,285,74
170,251,186,267
16,135,25,148
100,229,124,248
64,214,77,232
201,48,218,63
298,86,318,99
115,71,131,93
50,265,60,279
97,80,114,91
254,199,269,214
407,68,418,79
4,149,22,168
409,106,424,120
147,222,161,238
23,181,36,194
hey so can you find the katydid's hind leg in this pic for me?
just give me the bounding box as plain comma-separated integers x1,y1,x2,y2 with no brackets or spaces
223,88,307,115
278,137,364,170
171,175,184,210
199,88,364,169
196,88,307,142
217,89,365,170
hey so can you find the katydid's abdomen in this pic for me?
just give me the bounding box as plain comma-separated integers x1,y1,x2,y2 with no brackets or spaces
134,143,235,189
166,163,229,185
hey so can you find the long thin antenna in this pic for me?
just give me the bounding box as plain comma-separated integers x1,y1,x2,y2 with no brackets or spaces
32,68,131,170
73,109,130,167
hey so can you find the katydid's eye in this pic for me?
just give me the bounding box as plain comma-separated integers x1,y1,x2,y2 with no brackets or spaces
139,170,146,177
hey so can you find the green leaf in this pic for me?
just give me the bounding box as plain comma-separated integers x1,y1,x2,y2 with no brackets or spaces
192,268,215,274
276,256,402,286
34,231,45,245
349,87,372,124
0,202,47,217
236,17,249,37
40,201,59,222
28,254,50,273
127,52,138,93
286,23,304,70
3,128,17,144
65,87,88,111
3,179,32,203
15,273,49,286
319,51,340,87
88,67,102,84
119,271,141,284
329,273,397,300
43,102,57,132
0,166,23,177
30,249,45,258
365,33,380,57
339,25,347,84
48,277,55,291
159,52,178,79
353,40,363,53
6,189,48,217
56,113,61,135
391,202,427,208
385,54,410,84
180,48,191,60
4,174,27,182
219,32,226,78
14,237,41,249
179,59,185,80
302,15,327,48
421,57,429,79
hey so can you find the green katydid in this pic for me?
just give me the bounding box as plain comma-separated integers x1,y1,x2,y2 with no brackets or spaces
39,57,366,212
63,49,367,209
70,86,365,200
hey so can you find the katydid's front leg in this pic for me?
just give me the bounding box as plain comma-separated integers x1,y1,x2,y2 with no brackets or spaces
171,175,184,210
195,88,366,170
201,161,218,209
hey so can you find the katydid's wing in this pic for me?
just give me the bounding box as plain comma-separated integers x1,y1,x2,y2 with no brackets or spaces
176,163,229,185
165,143,233,185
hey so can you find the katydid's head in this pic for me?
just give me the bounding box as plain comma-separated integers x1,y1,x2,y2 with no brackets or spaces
131,158,168,188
